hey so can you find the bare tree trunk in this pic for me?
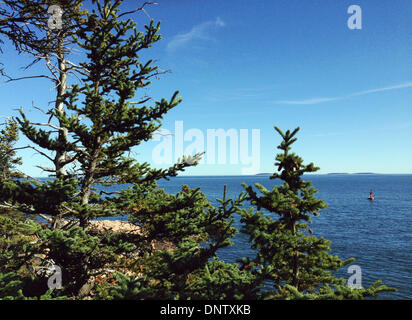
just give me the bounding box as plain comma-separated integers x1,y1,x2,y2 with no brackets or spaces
54,46,68,177
79,148,100,229
52,34,69,230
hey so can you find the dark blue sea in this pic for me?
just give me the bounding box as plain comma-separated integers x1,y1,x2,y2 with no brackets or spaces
151,174,411,300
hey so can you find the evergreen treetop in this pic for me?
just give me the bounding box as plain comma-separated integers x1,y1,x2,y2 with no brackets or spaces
238,126,396,299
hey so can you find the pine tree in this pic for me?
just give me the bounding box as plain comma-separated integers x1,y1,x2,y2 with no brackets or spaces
16,0,199,228
4,0,207,298
1,0,88,229
0,119,22,179
238,126,396,299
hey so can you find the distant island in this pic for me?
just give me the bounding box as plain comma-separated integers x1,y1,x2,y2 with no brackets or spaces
327,172,376,175
354,172,376,175
257,172,378,176
327,173,349,175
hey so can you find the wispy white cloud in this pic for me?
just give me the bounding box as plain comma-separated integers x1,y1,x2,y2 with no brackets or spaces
275,97,342,105
349,82,412,97
274,82,412,105
167,17,225,53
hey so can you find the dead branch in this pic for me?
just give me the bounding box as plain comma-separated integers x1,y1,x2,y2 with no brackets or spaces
12,145,54,163
117,1,158,18
4,74,56,83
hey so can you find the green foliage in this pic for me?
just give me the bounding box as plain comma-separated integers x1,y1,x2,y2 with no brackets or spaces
182,259,259,300
0,176,79,216
274,279,396,300
103,184,252,300
0,119,22,179
0,209,68,300
0,272,26,300
0,209,33,300
0,209,39,273
97,259,259,301
237,126,396,299
94,272,160,300
35,225,118,296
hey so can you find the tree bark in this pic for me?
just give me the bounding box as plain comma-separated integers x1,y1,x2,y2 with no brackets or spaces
52,34,69,230
79,146,100,229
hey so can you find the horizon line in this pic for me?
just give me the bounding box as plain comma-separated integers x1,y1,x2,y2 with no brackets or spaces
28,172,412,179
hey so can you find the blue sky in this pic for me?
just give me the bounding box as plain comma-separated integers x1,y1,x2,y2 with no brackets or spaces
1,0,411,176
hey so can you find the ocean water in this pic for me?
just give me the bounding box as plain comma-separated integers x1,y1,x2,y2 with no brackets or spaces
153,174,412,300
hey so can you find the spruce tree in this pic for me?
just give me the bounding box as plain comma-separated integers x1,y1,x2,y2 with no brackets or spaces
16,0,199,227
0,119,22,179
3,0,207,298
238,126,396,299
0,0,88,229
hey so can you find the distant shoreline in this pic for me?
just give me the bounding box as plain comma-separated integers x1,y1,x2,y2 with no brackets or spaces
327,172,376,175
28,173,412,179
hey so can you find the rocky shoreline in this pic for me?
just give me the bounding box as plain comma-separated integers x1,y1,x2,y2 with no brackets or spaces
88,220,143,235
88,219,174,251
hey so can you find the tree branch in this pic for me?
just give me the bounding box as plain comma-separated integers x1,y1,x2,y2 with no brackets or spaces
117,1,158,18
3,74,56,83
12,145,54,163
